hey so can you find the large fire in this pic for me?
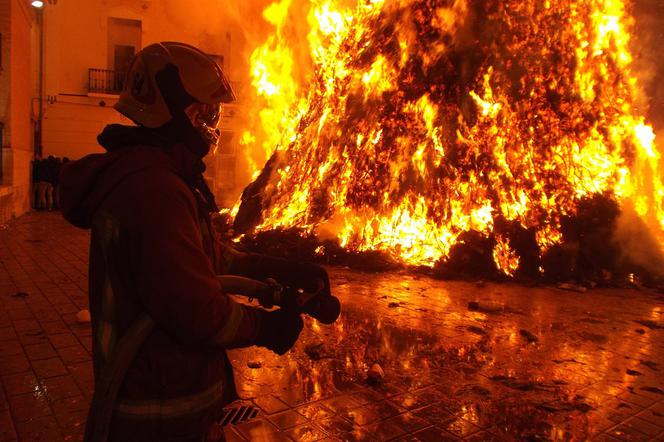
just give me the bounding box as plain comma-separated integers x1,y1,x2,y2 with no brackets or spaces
234,0,664,276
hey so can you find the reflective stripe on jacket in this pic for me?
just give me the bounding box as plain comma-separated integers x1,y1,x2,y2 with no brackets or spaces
62,146,263,441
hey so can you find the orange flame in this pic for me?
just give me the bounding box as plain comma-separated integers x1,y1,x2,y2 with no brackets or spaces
238,0,664,274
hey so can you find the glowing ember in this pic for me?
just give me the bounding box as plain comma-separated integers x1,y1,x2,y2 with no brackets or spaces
237,0,664,275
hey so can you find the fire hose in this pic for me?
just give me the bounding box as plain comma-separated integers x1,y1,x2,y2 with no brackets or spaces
216,275,341,324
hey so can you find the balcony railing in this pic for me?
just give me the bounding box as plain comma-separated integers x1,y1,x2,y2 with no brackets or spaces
88,68,126,95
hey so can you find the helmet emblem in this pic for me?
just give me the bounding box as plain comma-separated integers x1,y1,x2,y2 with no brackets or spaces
131,71,156,105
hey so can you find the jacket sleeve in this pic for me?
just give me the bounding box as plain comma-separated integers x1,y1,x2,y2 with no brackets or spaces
131,174,262,348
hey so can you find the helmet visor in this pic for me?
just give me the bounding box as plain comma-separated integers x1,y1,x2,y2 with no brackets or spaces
185,102,223,152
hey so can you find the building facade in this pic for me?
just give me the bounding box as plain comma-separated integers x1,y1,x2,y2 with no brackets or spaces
0,0,37,223
41,0,244,206
0,0,248,222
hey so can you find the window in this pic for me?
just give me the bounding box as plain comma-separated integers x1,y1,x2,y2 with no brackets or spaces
217,131,235,155
107,18,141,74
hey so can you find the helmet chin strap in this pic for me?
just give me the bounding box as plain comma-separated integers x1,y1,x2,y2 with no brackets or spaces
152,63,220,213
155,64,212,158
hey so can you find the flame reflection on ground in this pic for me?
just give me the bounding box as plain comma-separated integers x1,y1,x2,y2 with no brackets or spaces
229,268,664,440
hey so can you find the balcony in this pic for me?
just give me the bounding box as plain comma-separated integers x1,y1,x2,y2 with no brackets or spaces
88,68,126,95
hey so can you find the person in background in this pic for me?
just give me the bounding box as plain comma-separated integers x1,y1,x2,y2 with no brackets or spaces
31,154,42,209
33,153,54,211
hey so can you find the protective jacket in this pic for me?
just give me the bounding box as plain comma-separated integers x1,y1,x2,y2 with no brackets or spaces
59,125,263,441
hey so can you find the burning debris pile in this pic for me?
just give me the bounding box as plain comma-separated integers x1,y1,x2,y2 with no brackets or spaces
230,0,664,284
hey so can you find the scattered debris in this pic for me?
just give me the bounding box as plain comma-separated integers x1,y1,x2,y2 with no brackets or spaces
556,282,587,293
519,329,538,343
640,360,659,371
580,317,607,324
626,369,642,376
640,387,664,395
578,331,608,344
467,301,504,314
467,326,488,336
464,385,492,398
367,363,385,384
457,363,480,375
304,343,326,361
76,309,91,323
634,320,664,330
11,292,29,299
489,375,553,391
247,361,262,369
552,358,586,365
537,400,593,413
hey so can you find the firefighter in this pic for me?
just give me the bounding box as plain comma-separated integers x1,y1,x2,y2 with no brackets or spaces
59,42,327,442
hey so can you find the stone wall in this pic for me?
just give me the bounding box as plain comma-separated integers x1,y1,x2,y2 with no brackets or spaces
0,0,35,224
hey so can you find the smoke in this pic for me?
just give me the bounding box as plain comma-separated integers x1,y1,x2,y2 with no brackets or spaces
221,0,319,200
614,202,664,279
611,0,664,268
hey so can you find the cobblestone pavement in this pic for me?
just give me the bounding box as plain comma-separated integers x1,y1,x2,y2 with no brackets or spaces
1,213,664,441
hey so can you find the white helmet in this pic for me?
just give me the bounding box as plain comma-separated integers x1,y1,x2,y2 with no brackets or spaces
115,42,235,154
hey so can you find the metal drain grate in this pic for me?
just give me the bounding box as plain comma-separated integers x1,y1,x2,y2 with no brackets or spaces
218,404,260,427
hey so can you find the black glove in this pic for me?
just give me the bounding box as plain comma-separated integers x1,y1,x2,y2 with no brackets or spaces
255,309,304,355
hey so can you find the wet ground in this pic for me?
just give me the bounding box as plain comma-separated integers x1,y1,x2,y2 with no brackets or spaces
230,268,664,441
1,213,664,441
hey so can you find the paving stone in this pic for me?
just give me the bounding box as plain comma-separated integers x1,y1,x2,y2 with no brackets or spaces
412,404,455,426
56,344,90,365
283,422,327,441
24,342,58,361
0,341,22,358
1,372,39,397
48,333,81,349
235,418,280,440
350,388,386,405
223,427,248,442
8,391,52,422
0,328,17,342
295,403,335,421
408,426,461,441
40,375,81,402
253,395,290,414
39,320,70,335
319,395,362,414
605,424,651,441
267,409,309,430
31,357,69,379
14,415,63,441
315,416,355,434
0,354,30,376
381,411,429,433
0,386,7,412
0,409,16,442
619,416,664,437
